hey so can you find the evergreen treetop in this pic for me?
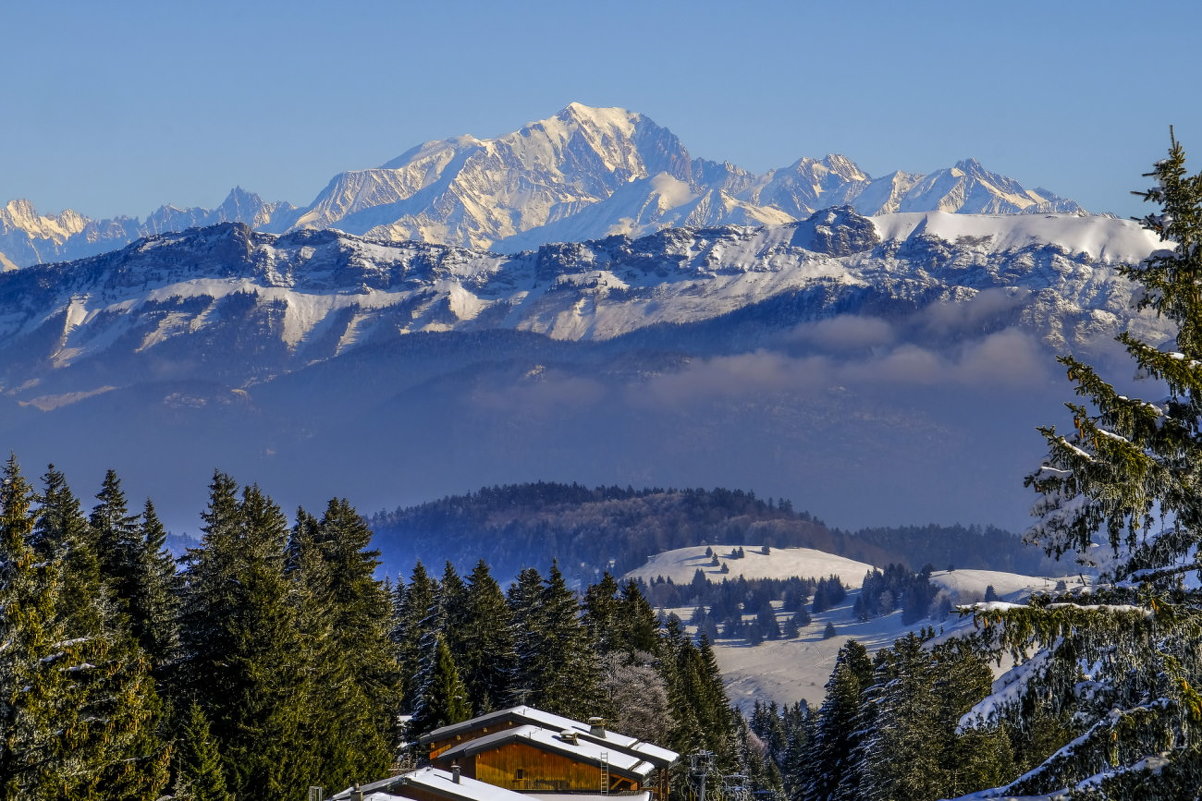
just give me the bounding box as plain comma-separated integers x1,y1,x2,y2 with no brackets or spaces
961,134,1202,798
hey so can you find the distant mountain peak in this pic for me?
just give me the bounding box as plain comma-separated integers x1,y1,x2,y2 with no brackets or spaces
557,101,640,126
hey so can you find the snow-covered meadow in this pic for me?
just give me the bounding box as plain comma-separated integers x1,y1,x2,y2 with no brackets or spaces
626,544,1087,709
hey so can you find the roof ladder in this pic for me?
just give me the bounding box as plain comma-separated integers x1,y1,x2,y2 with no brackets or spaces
601,751,610,795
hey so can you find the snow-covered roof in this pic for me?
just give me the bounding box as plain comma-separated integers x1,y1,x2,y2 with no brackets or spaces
526,793,650,801
422,706,677,767
437,724,657,780
330,767,530,801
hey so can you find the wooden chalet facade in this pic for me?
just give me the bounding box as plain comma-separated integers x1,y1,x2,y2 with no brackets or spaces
419,707,678,801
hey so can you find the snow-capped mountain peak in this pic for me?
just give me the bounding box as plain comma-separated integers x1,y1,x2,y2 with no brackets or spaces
0,104,1089,267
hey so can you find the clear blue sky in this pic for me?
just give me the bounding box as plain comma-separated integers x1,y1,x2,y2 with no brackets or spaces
7,0,1200,221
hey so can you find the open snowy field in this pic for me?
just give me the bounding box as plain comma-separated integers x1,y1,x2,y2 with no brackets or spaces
625,544,878,586
630,546,1089,710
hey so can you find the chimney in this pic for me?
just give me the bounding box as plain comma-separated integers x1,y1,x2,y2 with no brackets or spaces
559,729,579,745
351,785,364,801
588,717,607,737
452,764,461,784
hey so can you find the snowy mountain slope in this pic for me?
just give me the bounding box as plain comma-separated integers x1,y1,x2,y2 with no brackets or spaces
710,592,987,710
0,208,1164,399
927,568,1083,599
0,104,1089,267
495,173,797,252
305,103,699,250
882,159,1081,215
0,208,1162,397
626,545,877,586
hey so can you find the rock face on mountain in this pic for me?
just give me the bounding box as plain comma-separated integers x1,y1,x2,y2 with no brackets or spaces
0,105,1085,268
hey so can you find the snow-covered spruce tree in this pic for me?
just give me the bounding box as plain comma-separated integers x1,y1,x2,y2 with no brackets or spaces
408,632,472,738
953,135,1202,798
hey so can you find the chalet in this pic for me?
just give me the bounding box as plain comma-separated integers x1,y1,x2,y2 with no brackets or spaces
419,707,678,801
329,766,530,801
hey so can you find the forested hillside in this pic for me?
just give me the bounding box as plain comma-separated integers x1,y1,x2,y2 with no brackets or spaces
368,483,1051,580
0,460,752,800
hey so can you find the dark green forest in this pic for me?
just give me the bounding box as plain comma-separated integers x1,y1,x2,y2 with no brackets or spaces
369,483,1052,581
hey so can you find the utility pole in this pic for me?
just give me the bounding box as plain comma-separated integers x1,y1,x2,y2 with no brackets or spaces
689,751,713,801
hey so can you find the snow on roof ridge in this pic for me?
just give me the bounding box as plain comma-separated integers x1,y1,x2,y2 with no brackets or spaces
331,766,531,801
437,724,656,778
420,705,677,765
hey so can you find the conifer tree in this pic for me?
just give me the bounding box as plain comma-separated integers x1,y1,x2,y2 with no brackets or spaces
178,475,314,798
661,621,737,771
582,572,623,654
512,563,605,717
856,633,942,801
34,465,104,634
457,560,516,712
409,633,472,738
393,561,438,710
617,578,662,655
797,641,870,801
437,560,469,663
173,702,233,801
40,465,170,800
128,499,181,677
0,457,76,798
90,469,141,604
957,134,1202,798
659,617,704,757
313,499,398,763
507,566,546,705
0,459,169,800
780,701,814,796
285,503,394,792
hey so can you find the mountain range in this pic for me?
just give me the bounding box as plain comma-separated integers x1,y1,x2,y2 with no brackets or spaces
0,203,1166,533
1,103,1086,268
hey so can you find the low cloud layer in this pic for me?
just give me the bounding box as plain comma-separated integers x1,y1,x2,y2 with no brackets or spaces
641,325,1053,407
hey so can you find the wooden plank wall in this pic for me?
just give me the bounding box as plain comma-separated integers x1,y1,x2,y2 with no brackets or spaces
470,742,638,793
428,720,523,760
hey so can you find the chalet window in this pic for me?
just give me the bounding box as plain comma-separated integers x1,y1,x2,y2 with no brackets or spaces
515,769,525,781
